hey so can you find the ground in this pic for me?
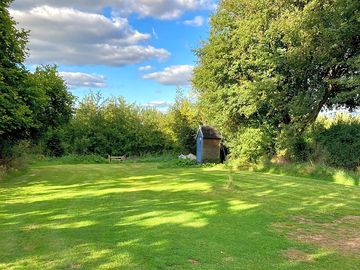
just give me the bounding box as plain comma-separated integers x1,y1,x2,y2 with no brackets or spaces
0,163,359,269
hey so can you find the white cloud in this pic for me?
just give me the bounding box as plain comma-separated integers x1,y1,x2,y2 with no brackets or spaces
183,16,205,27
144,101,173,108
11,0,216,20
139,65,153,71
10,6,170,66
143,65,194,85
59,72,106,88
152,28,159,39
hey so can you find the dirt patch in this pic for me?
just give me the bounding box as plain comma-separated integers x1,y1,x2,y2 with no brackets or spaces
280,215,360,257
283,248,312,262
188,258,199,265
223,256,234,262
220,251,234,262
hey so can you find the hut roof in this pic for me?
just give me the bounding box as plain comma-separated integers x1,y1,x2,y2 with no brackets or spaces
198,125,222,139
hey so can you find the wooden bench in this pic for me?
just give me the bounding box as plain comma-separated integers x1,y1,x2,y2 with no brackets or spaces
108,155,126,163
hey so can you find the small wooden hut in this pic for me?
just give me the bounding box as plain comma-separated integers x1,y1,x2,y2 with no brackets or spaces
196,125,222,163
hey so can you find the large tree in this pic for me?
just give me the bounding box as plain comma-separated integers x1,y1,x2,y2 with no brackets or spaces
0,0,30,141
193,0,360,158
27,65,74,138
0,1,73,159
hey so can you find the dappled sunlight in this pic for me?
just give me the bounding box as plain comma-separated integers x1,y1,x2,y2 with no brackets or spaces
254,189,274,197
1,163,360,269
333,171,359,186
44,220,97,229
119,210,209,228
227,199,259,212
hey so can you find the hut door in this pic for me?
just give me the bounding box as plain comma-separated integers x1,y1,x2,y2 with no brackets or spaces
197,136,202,163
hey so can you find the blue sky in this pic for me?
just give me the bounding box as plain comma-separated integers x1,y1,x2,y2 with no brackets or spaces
10,1,216,109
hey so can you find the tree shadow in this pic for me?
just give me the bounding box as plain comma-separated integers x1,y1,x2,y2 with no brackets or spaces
0,164,359,269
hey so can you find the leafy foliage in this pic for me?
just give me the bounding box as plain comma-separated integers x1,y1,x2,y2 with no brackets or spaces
43,128,66,157
311,114,360,169
167,89,199,153
226,127,274,164
64,93,168,156
157,158,199,169
61,90,199,157
0,0,30,158
0,1,74,162
27,65,74,138
193,0,360,161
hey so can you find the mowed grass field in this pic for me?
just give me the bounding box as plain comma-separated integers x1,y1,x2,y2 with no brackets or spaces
0,163,359,269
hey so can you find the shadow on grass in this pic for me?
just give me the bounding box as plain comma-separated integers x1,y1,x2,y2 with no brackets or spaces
0,164,359,269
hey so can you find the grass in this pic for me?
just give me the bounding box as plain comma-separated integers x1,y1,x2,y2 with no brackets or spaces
0,162,360,269
245,162,360,187
30,154,109,166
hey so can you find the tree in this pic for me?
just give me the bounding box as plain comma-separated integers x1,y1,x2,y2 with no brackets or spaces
0,0,29,135
0,1,74,159
193,0,360,160
0,0,30,158
167,89,198,153
27,65,74,138
65,93,172,156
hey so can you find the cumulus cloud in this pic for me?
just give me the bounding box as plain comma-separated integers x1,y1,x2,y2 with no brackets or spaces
11,0,216,20
139,65,153,71
59,72,107,88
10,6,170,66
143,65,194,85
183,16,205,27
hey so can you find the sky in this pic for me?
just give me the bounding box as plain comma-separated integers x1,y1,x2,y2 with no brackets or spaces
10,0,217,110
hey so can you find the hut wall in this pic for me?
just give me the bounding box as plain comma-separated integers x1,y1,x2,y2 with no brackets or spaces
202,139,220,163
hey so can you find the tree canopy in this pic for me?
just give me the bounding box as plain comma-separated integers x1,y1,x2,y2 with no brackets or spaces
193,0,360,159
0,0,30,142
0,1,74,159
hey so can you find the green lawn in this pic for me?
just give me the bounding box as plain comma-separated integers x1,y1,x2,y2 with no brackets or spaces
0,163,359,269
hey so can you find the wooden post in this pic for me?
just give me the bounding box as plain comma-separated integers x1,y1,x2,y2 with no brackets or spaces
108,154,111,163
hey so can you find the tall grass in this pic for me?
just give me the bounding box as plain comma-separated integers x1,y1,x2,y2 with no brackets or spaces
230,160,360,186
32,154,108,166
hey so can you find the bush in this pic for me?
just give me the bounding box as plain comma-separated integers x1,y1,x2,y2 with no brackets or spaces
43,129,65,157
157,158,200,169
274,125,312,162
306,114,360,170
0,140,35,181
314,122,360,170
227,127,274,164
124,153,178,163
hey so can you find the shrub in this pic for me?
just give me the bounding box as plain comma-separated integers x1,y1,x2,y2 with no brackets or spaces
227,127,274,165
44,129,65,157
314,122,360,170
124,153,178,163
157,158,200,169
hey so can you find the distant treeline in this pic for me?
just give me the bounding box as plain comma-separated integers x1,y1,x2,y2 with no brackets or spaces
44,91,199,157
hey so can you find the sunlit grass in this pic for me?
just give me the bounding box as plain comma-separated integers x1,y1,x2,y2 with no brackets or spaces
0,163,359,269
